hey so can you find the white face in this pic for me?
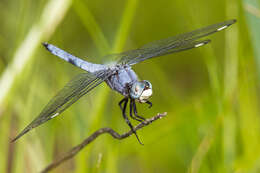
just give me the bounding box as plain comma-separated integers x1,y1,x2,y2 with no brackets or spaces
139,88,153,103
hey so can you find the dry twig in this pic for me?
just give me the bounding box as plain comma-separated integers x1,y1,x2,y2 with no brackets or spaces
40,112,167,173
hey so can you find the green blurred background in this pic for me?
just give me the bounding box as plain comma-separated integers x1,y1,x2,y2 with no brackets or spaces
0,0,260,172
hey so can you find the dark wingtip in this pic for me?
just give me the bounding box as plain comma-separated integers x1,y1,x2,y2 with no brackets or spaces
232,19,237,23
227,19,237,26
10,135,19,143
10,138,17,143
10,128,30,143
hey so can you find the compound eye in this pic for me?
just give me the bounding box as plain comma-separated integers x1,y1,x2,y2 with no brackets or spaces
130,82,145,99
143,80,152,89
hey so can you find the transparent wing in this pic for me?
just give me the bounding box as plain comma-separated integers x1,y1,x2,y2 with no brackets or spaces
111,19,236,65
12,70,112,142
131,39,211,63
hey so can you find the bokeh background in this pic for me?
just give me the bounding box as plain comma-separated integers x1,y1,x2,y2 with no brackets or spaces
0,0,260,172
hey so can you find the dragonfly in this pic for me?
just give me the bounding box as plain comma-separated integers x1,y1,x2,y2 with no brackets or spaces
12,19,236,144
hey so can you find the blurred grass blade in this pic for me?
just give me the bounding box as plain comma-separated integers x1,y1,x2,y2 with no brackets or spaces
112,0,138,52
73,0,139,136
223,0,239,172
243,0,260,75
72,0,138,172
0,0,72,108
73,0,110,54
72,1,111,171
188,126,215,173
106,2,138,172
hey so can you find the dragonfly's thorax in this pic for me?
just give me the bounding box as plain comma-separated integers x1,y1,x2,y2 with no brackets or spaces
105,65,139,97
105,65,153,102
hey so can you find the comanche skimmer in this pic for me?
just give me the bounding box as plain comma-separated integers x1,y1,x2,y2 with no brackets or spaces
12,19,236,144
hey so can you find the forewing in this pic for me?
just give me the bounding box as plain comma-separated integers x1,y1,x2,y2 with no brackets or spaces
113,19,236,65
132,39,211,63
12,70,111,142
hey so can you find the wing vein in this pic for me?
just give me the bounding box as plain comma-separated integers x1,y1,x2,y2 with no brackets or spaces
12,70,113,142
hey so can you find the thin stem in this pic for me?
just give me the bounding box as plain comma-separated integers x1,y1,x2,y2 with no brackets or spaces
0,0,72,109
40,112,167,173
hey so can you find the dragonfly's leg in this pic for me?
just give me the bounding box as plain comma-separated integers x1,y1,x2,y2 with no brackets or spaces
146,100,153,108
129,99,142,122
119,98,143,145
119,97,128,110
133,101,146,121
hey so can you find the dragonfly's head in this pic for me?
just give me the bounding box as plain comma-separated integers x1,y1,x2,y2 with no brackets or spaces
130,80,152,103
